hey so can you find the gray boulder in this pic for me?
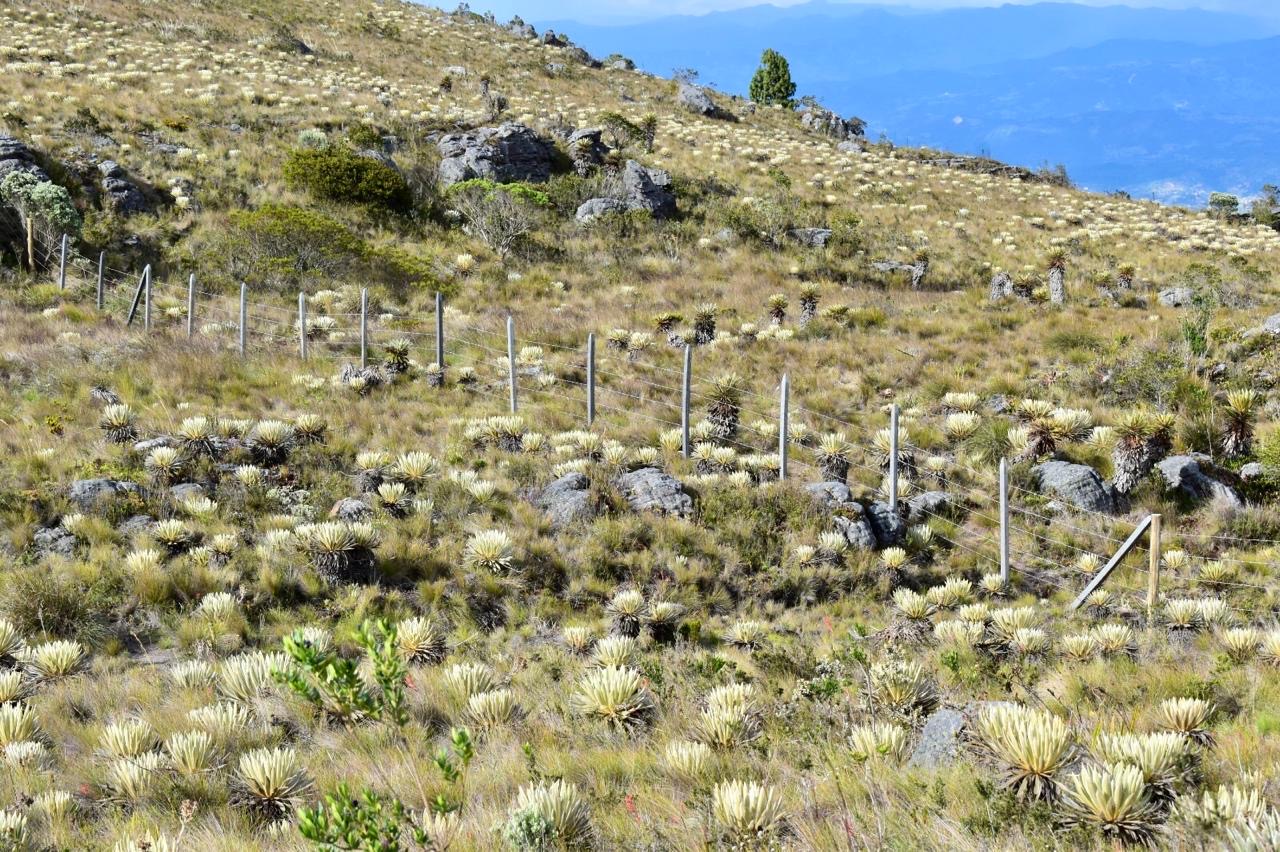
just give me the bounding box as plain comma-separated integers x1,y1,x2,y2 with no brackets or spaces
908,708,966,769
615,467,693,518
436,123,555,187
68,478,142,511
788,227,832,248
1156,455,1241,507
0,134,49,182
506,18,536,39
534,472,597,528
1033,461,1125,515
1158,287,1195,308
866,501,906,547
329,498,372,522
835,141,863,154
575,197,630,224
1260,314,1280,336
907,491,951,522
832,511,877,551
677,82,718,117
806,481,853,508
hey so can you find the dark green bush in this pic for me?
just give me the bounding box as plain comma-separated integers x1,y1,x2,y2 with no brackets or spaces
283,147,412,211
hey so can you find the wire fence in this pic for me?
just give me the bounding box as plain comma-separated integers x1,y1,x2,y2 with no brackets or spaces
23,227,1280,621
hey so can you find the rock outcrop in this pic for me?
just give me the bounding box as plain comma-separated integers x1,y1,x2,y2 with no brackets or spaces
0,134,49,181
437,123,555,187
799,106,866,142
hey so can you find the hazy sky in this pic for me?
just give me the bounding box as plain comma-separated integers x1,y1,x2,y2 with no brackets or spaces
458,0,1280,25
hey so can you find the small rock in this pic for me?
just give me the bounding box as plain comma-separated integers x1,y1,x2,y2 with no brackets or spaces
615,467,693,518
799,106,866,141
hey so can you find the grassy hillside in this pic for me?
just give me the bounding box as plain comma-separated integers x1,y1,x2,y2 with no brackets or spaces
2,1,1280,850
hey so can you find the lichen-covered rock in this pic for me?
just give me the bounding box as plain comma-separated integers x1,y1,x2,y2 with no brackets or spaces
534,472,597,528
566,128,608,176
1033,461,1125,515
68,478,142,511
615,467,693,518
907,491,951,522
436,123,555,187
1156,455,1241,507
33,526,77,558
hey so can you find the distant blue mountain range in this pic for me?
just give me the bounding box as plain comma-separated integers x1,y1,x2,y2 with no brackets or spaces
530,2,1280,203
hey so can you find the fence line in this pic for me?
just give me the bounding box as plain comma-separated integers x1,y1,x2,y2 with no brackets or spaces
23,228,1280,616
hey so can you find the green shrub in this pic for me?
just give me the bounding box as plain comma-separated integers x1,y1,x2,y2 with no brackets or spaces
283,147,412,211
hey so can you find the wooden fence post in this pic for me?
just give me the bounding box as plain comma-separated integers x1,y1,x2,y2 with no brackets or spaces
1070,515,1155,610
125,264,149,326
25,219,34,272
